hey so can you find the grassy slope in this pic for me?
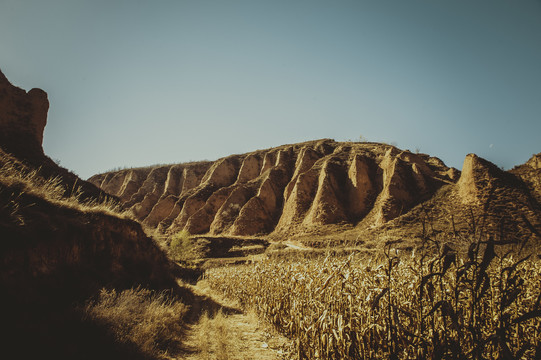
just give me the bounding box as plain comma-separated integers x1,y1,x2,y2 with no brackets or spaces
0,148,191,359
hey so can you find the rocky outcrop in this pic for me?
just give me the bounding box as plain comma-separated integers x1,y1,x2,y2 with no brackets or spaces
0,69,48,159
511,153,541,205
373,152,541,243
90,140,456,237
0,69,176,301
0,69,184,359
0,68,116,204
456,153,531,207
91,140,541,242
457,154,492,204
346,154,378,221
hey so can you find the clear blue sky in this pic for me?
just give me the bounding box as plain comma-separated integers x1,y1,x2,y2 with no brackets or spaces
1,0,540,179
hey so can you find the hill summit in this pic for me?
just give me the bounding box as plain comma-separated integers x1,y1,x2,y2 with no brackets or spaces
89,141,541,243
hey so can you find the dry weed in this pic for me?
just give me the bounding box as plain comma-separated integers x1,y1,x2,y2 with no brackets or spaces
0,153,128,218
206,236,541,359
192,310,232,360
84,287,188,359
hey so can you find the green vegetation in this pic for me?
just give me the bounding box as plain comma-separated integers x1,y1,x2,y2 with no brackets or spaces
169,229,193,261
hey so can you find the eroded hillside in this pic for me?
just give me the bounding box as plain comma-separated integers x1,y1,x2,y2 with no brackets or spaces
371,152,541,244
91,143,541,243
90,141,460,237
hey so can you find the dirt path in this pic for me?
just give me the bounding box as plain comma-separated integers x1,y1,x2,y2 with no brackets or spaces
282,240,313,251
178,280,292,360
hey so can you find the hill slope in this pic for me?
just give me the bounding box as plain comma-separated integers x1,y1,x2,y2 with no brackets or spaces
90,143,541,243
0,69,181,359
89,140,541,243
89,141,458,237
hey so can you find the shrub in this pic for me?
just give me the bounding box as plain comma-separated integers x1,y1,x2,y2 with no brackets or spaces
169,230,192,261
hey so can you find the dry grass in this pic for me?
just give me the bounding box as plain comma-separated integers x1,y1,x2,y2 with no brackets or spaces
83,287,188,359
206,236,541,359
0,152,128,218
192,310,232,360
186,307,290,360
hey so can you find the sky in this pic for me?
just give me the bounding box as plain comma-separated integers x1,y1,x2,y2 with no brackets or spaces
1,0,540,179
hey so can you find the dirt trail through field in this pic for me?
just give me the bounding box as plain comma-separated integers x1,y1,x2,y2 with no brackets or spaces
178,280,292,360
282,240,312,251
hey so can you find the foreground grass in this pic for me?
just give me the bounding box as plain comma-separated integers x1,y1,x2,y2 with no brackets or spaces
190,310,232,360
84,287,188,359
0,152,126,219
206,238,541,359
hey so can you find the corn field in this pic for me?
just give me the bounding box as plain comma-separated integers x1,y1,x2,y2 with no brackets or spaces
206,238,541,359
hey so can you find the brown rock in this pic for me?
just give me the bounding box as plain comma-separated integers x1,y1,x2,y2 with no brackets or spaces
284,146,321,201
236,154,262,183
275,164,319,231
457,153,498,204
94,140,538,241
0,69,48,159
143,195,177,228
210,185,255,234
511,153,541,205
97,140,452,236
180,164,211,194
526,153,541,170
202,157,240,187
374,149,430,224
230,166,290,235
260,151,277,175
347,154,378,221
158,199,183,232
163,165,184,196
184,187,234,234
229,197,270,235
303,157,348,225
170,193,208,232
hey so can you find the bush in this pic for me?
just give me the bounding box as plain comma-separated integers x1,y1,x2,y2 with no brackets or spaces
169,230,192,261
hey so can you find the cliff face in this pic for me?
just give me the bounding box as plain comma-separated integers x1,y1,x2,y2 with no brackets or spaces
0,69,174,301
0,68,116,203
0,70,48,159
0,68,197,360
90,140,457,237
